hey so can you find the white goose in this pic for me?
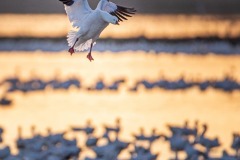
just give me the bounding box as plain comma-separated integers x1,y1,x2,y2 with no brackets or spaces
59,0,136,61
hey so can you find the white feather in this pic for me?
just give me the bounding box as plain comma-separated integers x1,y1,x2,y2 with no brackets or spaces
64,0,92,28
75,39,96,52
102,2,118,13
67,30,78,47
67,30,96,52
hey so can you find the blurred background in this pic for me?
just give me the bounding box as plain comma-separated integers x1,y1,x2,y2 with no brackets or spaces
0,0,240,160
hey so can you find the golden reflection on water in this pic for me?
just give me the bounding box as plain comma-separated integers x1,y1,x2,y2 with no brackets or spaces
0,14,240,38
0,52,240,159
0,52,240,82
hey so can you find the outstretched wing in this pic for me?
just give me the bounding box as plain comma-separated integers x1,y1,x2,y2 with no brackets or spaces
101,1,136,23
59,0,93,28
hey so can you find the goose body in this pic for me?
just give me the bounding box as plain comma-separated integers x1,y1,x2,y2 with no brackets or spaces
59,0,136,61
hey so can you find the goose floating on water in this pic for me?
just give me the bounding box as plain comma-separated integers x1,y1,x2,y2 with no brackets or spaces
59,0,136,61
195,124,221,154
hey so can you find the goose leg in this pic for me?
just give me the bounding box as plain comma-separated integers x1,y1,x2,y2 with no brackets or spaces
68,38,79,55
87,43,94,62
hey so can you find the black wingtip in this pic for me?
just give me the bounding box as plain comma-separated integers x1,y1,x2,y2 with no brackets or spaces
59,0,74,6
117,5,137,13
117,10,132,17
112,5,136,23
111,12,123,22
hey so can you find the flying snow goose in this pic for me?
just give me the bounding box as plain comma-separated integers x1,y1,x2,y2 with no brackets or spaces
59,0,136,61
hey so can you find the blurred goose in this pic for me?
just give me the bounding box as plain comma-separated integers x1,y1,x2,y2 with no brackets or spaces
59,0,136,61
46,132,66,145
0,146,10,159
92,138,129,160
71,120,95,135
0,127,3,143
133,128,161,146
195,124,220,154
221,150,237,160
147,129,161,143
0,96,12,106
131,143,159,160
133,144,151,155
181,121,198,136
131,151,159,160
167,121,198,136
91,143,118,159
162,133,189,160
0,127,3,134
86,136,99,147
231,133,240,158
104,118,121,139
184,142,206,159
133,128,148,141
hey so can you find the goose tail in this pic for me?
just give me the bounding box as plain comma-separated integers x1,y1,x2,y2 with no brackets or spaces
67,30,96,52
